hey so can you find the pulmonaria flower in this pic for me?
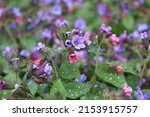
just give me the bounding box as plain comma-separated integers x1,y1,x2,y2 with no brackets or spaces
119,31,128,44
110,34,119,46
72,35,86,50
116,65,122,73
44,63,52,78
33,59,43,69
12,7,22,17
122,84,133,99
36,42,46,51
68,53,78,63
52,5,62,16
74,50,88,63
15,16,23,24
74,17,86,30
65,40,72,48
99,24,112,35
20,50,30,58
40,0,52,5
97,3,109,17
120,2,129,16
93,56,104,63
54,18,69,28
83,32,92,46
75,74,87,83
71,29,83,35
2,47,18,61
136,23,148,32
140,32,148,39
0,7,5,17
42,29,52,40
0,80,5,90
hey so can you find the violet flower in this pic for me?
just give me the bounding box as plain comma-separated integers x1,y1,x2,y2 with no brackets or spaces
83,32,92,46
52,5,62,16
20,50,30,58
99,24,112,35
72,35,86,50
0,80,5,90
75,74,87,83
42,29,52,40
74,18,86,30
97,3,109,16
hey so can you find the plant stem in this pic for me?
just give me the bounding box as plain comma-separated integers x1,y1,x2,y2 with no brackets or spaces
90,35,105,82
16,72,19,84
138,54,150,87
4,25,17,45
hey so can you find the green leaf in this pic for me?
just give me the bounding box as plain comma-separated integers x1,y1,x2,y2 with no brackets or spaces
111,61,139,76
96,63,126,88
64,82,91,99
122,15,134,30
59,61,80,80
50,80,66,99
28,81,38,96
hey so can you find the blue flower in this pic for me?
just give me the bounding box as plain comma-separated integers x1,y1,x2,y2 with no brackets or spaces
72,35,86,50
74,18,86,30
75,74,87,83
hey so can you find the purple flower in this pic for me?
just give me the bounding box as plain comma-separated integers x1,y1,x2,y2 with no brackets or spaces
83,32,92,46
12,7,22,17
0,8,5,17
44,63,52,78
0,80,5,90
122,84,133,99
74,18,86,30
74,50,88,63
134,87,144,100
120,2,129,15
99,24,112,35
2,47,17,60
119,31,128,44
128,31,140,40
38,10,54,21
75,74,87,83
140,32,148,39
93,56,104,63
65,40,72,48
9,22,18,29
20,50,30,58
72,35,86,50
97,3,109,16
136,23,148,32
55,18,69,28
42,29,52,40
52,5,62,15
40,0,52,5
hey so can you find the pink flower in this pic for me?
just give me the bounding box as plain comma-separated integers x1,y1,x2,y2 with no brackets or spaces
123,84,132,99
68,53,78,63
116,65,122,73
110,34,119,46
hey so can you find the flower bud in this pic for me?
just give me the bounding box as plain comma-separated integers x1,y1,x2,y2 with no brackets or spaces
68,53,78,63
110,34,119,46
116,65,122,73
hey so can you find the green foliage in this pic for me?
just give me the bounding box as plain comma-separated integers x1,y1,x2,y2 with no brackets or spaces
64,82,91,99
96,63,127,88
28,81,38,96
111,61,139,76
59,61,80,80
122,15,135,31
50,80,66,99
